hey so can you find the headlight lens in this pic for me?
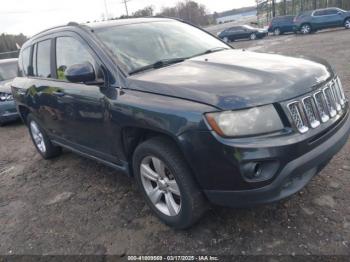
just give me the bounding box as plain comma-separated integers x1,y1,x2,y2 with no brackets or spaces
0,92,14,102
205,105,284,137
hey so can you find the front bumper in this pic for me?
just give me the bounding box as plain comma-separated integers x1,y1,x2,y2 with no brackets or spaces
0,101,19,124
179,109,350,208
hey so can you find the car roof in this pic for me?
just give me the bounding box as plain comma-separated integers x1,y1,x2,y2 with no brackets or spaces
0,58,18,64
21,17,177,49
88,17,176,30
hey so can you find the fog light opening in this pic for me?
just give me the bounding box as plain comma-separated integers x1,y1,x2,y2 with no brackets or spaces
242,162,263,179
241,160,279,182
253,163,262,178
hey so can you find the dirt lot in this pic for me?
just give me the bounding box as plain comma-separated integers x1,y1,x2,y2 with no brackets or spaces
1,29,350,257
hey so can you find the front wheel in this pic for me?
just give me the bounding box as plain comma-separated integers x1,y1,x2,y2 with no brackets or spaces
27,114,62,159
300,24,312,34
133,137,208,229
250,33,257,40
345,18,350,29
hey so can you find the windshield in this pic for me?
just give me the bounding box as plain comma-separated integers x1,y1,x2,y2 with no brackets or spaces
95,20,229,73
0,62,17,81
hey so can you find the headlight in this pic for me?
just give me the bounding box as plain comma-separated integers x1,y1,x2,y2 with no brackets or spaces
205,105,284,137
0,92,14,102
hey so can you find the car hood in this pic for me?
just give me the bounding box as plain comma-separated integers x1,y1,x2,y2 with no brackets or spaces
128,49,333,110
0,80,13,93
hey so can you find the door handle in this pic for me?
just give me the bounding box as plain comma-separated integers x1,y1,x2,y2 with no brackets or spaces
53,91,65,97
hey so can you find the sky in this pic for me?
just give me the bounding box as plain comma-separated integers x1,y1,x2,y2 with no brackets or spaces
0,0,256,36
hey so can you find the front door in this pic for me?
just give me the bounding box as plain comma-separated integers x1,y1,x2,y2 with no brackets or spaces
50,35,113,160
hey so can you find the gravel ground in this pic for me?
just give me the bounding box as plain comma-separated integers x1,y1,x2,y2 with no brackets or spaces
0,28,350,257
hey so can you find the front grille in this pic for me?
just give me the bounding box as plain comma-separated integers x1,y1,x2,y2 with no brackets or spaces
287,77,348,134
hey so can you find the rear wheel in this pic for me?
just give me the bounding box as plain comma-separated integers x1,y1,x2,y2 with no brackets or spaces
133,137,208,229
345,18,350,29
300,24,312,34
27,114,62,159
250,33,257,40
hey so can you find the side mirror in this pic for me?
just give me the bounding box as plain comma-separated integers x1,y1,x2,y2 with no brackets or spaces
64,62,96,84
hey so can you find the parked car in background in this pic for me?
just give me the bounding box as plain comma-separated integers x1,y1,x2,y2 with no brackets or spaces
12,18,349,229
0,58,19,126
294,7,350,34
268,15,295,35
218,25,268,42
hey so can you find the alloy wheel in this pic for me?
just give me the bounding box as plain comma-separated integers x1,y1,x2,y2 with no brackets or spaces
30,121,46,153
250,33,257,40
140,156,181,216
345,19,350,29
274,28,281,36
301,24,311,34
223,37,229,43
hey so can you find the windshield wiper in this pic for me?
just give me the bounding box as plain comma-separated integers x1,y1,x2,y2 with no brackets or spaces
129,57,187,75
191,47,230,58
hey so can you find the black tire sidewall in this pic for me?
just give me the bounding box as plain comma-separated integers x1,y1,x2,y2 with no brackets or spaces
133,138,205,229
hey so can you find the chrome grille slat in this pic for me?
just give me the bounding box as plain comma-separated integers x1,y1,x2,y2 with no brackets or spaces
288,102,309,133
323,86,337,118
313,91,330,123
287,77,347,134
330,80,342,111
302,96,320,128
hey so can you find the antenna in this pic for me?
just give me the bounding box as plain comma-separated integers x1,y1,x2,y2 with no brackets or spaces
121,0,131,16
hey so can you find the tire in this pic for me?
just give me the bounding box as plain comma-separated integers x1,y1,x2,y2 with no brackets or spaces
223,37,229,43
345,18,350,29
274,27,281,36
300,24,312,34
133,137,208,229
27,114,62,159
250,33,257,40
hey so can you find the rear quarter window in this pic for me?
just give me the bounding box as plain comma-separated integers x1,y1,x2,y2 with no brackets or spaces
19,47,31,76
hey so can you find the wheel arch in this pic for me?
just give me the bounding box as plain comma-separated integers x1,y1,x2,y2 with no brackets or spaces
121,126,198,181
17,105,31,125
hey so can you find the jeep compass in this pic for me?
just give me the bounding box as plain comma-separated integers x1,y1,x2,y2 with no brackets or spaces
12,18,349,228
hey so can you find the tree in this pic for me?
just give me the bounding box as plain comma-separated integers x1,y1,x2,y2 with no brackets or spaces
158,0,210,26
133,6,154,17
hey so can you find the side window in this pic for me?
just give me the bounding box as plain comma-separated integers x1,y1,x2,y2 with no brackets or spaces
35,40,52,78
326,9,338,15
314,10,326,16
20,47,31,76
56,37,96,81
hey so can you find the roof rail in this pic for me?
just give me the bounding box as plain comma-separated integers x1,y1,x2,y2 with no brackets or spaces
29,22,90,40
